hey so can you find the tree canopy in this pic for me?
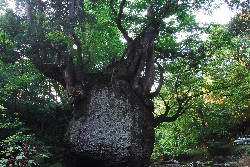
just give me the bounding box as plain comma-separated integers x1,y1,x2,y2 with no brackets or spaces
1,0,248,126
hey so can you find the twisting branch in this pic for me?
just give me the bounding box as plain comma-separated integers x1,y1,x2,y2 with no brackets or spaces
160,94,171,116
116,0,132,43
153,93,186,127
107,1,159,95
153,74,191,127
153,94,171,127
153,79,244,127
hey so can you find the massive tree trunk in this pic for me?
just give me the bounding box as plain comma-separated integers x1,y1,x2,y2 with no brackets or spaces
63,77,155,167
24,0,185,166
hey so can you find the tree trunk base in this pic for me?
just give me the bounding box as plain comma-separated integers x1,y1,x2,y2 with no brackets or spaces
63,79,155,167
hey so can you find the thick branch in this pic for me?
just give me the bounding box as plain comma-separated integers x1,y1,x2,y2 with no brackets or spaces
25,0,66,87
153,94,185,127
106,4,160,96
153,80,243,127
106,22,159,81
28,49,66,86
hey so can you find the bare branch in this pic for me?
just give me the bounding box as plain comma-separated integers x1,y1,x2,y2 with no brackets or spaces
28,48,66,87
105,4,159,85
153,92,187,127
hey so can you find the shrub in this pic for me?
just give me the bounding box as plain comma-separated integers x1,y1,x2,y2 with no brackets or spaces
0,105,51,166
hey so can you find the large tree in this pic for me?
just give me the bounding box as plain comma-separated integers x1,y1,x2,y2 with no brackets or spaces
1,0,248,166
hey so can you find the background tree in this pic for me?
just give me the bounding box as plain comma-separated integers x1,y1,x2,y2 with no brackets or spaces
0,9,71,166
153,6,249,159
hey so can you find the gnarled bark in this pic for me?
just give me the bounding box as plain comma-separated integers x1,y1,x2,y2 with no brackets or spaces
63,78,154,167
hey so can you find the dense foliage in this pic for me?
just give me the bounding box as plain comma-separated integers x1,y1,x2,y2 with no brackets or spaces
153,8,249,158
0,105,51,166
0,57,71,166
